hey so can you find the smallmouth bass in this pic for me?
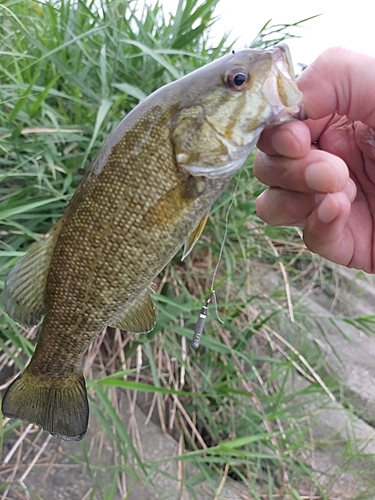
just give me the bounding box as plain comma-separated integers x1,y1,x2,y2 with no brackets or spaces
2,45,303,440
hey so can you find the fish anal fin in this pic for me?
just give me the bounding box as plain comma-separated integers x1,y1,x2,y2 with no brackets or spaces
182,211,210,261
109,291,156,333
1,369,88,441
2,233,59,327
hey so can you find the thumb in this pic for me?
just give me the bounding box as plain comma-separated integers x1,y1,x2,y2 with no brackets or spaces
298,47,375,127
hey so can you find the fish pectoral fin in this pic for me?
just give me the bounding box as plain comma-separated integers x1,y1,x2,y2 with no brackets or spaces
2,233,59,327
1,369,88,441
109,291,156,333
181,211,210,261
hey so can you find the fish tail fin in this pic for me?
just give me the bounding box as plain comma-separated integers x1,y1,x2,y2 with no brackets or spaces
1,369,88,441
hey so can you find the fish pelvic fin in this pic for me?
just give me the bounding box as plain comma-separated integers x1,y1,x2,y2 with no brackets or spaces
109,290,156,333
182,211,210,261
2,232,59,327
1,369,88,441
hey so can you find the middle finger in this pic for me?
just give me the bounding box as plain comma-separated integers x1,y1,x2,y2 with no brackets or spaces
253,148,349,194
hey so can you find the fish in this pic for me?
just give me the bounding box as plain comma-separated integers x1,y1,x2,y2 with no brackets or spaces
1,44,303,441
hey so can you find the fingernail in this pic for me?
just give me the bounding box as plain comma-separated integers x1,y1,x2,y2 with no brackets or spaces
316,193,349,224
317,195,338,224
344,179,357,202
305,161,340,192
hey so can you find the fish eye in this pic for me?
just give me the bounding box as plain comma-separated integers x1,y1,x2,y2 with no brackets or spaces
225,67,250,91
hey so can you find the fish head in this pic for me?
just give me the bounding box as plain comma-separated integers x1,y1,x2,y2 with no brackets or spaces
172,44,304,178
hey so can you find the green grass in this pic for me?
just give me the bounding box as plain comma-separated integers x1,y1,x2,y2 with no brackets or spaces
1,1,375,499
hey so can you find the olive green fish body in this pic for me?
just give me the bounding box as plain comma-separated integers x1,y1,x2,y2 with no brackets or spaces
35,110,230,368
2,45,303,440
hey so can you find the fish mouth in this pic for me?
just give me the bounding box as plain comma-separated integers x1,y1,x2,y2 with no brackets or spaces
262,44,304,124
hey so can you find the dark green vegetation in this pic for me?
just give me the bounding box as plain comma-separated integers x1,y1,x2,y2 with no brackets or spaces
1,1,374,499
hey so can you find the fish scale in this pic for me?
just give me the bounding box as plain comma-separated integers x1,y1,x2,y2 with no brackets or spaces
2,44,304,440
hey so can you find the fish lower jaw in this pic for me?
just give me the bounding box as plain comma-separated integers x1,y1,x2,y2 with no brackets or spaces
182,156,246,178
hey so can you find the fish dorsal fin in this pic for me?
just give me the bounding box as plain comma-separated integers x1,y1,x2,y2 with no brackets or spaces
109,290,156,333
2,233,58,327
181,212,210,261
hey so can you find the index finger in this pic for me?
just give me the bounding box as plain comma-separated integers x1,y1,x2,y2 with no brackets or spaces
256,120,311,157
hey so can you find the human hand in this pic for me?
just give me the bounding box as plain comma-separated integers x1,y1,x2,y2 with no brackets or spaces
254,47,375,273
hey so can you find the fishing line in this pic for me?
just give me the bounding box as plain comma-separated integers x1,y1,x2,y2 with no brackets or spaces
191,176,240,349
